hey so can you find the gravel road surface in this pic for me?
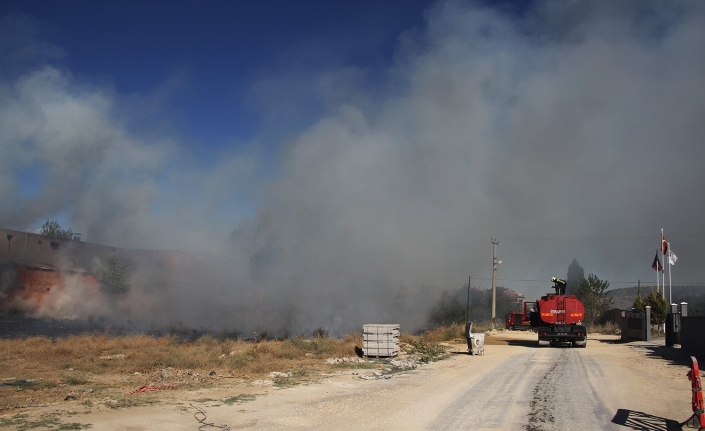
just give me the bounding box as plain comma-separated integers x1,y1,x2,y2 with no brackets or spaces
228,333,690,431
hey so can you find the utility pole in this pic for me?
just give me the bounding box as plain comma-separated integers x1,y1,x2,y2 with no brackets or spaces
466,275,471,324
491,238,499,329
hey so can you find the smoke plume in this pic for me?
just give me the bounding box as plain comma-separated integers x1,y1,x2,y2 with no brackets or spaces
1,1,704,334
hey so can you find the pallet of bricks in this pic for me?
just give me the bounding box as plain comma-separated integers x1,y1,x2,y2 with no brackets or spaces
362,324,400,357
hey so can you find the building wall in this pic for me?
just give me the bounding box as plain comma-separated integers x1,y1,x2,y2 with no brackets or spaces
1,227,161,272
1,266,100,313
1,226,206,291
1,227,122,270
1,227,210,318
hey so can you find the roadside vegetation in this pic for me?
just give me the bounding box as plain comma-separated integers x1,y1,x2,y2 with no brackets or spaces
0,328,462,413
97,254,130,295
427,285,520,327
0,321,625,431
633,288,669,326
567,259,613,327
0,333,360,384
585,322,620,335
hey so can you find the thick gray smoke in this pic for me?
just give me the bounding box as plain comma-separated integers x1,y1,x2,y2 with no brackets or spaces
1,1,704,334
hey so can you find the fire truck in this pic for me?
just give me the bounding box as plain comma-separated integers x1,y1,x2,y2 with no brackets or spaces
504,311,531,330
523,277,587,347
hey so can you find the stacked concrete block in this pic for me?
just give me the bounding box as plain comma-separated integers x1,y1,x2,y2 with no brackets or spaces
362,324,400,357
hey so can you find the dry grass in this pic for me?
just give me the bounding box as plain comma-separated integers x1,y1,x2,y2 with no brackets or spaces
587,322,620,335
0,332,367,413
0,333,362,379
0,328,457,417
401,321,493,344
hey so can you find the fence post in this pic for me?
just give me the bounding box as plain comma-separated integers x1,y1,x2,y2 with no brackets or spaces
667,304,679,347
680,302,688,317
645,306,651,341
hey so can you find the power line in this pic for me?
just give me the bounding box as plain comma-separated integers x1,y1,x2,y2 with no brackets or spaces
475,277,705,286
424,278,705,289
498,233,705,242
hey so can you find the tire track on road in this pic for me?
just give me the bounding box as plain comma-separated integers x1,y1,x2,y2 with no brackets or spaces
526,348,618,431
429,348,554,430
429,346,620,431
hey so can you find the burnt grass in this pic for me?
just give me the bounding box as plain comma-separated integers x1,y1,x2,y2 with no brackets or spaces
0,314,243,341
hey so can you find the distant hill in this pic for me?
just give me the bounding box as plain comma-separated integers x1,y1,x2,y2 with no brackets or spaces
607,284,705,314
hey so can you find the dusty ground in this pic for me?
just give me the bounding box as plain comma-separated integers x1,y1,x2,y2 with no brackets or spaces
0,331,700,430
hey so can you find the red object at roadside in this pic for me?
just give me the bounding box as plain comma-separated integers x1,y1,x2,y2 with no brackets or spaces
685,356,704,430
126,384,176,394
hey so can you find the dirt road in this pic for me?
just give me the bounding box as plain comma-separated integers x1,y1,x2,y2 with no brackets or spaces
221,333,692,431
1,332,697,430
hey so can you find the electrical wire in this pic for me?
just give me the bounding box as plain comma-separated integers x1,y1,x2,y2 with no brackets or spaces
471,277,705,286
191,403,230,431
497,233,705,242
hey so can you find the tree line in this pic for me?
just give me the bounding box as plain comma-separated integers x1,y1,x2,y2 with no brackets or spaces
427,258,618,328
427,284,520,326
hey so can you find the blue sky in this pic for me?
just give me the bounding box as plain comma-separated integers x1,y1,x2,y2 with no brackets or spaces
2,1,705,330
2,1,442,161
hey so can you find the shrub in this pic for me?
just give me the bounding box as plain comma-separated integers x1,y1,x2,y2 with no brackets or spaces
419,323,465,342
588,322,620,335
401,338,447,363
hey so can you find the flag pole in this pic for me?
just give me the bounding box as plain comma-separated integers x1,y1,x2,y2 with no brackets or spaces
667,241,673,305
652,250,662,296
661,229,666,300
655,250,659,296
658,229,662,298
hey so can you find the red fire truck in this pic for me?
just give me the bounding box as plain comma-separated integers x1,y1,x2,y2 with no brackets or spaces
523,277,587,347
504,311,531,331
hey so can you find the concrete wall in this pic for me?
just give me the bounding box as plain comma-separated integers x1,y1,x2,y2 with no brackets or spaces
621,317,645,341
620,307,650,342
680,316,705,356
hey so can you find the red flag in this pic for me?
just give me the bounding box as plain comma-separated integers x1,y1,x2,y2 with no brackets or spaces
661,234,668,255
652,253,663,272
